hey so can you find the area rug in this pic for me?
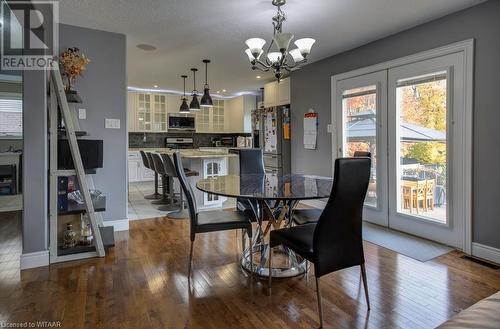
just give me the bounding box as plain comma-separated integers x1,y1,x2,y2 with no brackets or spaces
363,221,453,262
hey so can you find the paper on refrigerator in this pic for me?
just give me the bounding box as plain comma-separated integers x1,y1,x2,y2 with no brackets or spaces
303,111,318,149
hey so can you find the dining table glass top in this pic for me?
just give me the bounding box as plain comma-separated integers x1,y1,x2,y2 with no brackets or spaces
196,174,333,201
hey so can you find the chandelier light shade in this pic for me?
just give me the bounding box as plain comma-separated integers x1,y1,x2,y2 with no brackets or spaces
200,59,213,108
189,68,200,111
245,38,266,58
179,75,190,113
294,38,316,57
244,0,316,81
273,32,294,51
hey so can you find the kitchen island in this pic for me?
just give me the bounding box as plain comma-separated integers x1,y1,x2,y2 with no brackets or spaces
128,148,239,210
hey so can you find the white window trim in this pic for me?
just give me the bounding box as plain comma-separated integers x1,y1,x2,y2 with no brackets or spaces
331,39,474,254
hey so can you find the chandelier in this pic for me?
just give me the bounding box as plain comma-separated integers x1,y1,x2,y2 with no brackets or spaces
244,0,315,81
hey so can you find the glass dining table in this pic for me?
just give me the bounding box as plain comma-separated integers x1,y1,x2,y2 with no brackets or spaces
196,173,333,278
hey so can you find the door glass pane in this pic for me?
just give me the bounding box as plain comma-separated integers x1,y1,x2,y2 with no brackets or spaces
396,71,447,223
342,85,377,207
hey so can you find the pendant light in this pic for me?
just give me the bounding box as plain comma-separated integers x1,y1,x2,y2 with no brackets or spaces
200,59,213,108
179,75,190,113
189,68,200,111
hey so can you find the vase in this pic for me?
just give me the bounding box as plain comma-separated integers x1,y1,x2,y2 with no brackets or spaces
62,223,77,249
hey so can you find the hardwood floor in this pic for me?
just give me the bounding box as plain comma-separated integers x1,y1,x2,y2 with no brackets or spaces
0,216,499,329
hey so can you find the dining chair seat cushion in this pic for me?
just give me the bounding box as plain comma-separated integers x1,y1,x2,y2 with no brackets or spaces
195,210,252,234
292,208,322,225
270,223,316,261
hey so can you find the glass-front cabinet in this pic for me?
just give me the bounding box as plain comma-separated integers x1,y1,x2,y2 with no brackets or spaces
129,92,167,132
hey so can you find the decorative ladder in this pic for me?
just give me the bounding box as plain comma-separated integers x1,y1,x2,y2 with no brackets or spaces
48,62,105,262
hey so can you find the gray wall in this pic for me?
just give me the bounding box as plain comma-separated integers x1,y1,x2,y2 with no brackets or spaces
290,0,500,249
22,70,48,253
60,24,127,222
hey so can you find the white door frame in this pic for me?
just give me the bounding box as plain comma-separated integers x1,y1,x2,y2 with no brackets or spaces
335,71,388,227
331,39,474,253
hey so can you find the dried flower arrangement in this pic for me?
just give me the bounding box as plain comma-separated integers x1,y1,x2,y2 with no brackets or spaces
59,47,91,92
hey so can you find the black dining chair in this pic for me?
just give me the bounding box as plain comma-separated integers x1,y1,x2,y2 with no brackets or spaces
269,157,372,328
292,152,372,225
237,149,265,219
172,152,254,277
140,151,161,200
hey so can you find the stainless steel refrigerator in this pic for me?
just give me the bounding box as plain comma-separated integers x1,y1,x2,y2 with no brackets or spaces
259,105,291,175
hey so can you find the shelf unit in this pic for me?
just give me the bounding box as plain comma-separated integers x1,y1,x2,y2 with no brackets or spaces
48,64,114,264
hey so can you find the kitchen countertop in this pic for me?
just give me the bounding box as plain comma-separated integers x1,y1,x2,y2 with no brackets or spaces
129,148,237,159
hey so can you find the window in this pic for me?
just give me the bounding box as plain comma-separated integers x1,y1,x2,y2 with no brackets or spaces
0,97,23,136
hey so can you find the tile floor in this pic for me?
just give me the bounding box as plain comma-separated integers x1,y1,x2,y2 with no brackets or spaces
128,181,236,220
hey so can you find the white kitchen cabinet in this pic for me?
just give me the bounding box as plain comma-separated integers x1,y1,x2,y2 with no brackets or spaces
166,94,182,114
128,92,169,132
263,78,290,107
128,152,141,182
264,81,277,108
276,78,291,105
195,99,225,133
128,93,137,131
226,95,255,133
202,157,227,206
128,151,154,182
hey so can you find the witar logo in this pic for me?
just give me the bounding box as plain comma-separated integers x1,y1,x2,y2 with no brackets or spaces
1,1,59,70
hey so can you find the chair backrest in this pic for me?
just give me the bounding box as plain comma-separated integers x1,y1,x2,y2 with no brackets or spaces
173,152,198,237
354,151,371,158
139,150,150,168
145,152,155,172
313,157,371,277
160,153,177,177
150,153,166,175
239,149,265,175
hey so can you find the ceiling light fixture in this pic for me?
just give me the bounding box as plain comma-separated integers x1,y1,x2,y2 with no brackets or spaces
189,68,200,111
244,0,315,81
222,89,227,92
153,85,158,88
179,75,190,113
200,59,213,108
256,75,261,79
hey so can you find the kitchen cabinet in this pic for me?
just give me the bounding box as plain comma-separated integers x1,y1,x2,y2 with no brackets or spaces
128,152,141,182
226,95,255,133
263,77,290,107
128,151,155,182
195,99,226,133
128,92,168,132
202,158,227,206
263,81,277,108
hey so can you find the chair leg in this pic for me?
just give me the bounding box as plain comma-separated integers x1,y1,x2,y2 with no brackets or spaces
315,277,323,328
248,233,253,279
188,240,194,277
268,246,272,290
360,264,371,310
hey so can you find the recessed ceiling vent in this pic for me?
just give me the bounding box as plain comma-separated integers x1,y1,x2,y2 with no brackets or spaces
136,44,157,51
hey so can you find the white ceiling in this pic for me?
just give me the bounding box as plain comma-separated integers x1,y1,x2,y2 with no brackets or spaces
59,0,485,97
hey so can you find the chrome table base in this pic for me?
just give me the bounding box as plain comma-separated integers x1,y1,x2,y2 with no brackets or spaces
240,199,306,278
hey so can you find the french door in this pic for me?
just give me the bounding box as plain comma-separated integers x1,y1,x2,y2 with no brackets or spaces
334,51,469,249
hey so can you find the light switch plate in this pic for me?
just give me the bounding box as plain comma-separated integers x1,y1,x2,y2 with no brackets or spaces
105,118,120,129
327,124,333,133
78,108,86,120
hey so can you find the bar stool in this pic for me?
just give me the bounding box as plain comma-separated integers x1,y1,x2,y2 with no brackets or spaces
160,153,199,219
140,151,161,200
149,152,176,208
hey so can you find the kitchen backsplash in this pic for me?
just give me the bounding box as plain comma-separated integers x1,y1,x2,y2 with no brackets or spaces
129,132,251,148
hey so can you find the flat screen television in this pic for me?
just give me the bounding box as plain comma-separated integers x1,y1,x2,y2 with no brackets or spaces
58,139,103,170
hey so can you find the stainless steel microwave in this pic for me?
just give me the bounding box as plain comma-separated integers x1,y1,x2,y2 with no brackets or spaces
168,114,195,131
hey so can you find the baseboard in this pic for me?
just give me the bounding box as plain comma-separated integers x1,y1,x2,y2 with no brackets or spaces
472,243,500,265
20,250,49,270
103,218,129,231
